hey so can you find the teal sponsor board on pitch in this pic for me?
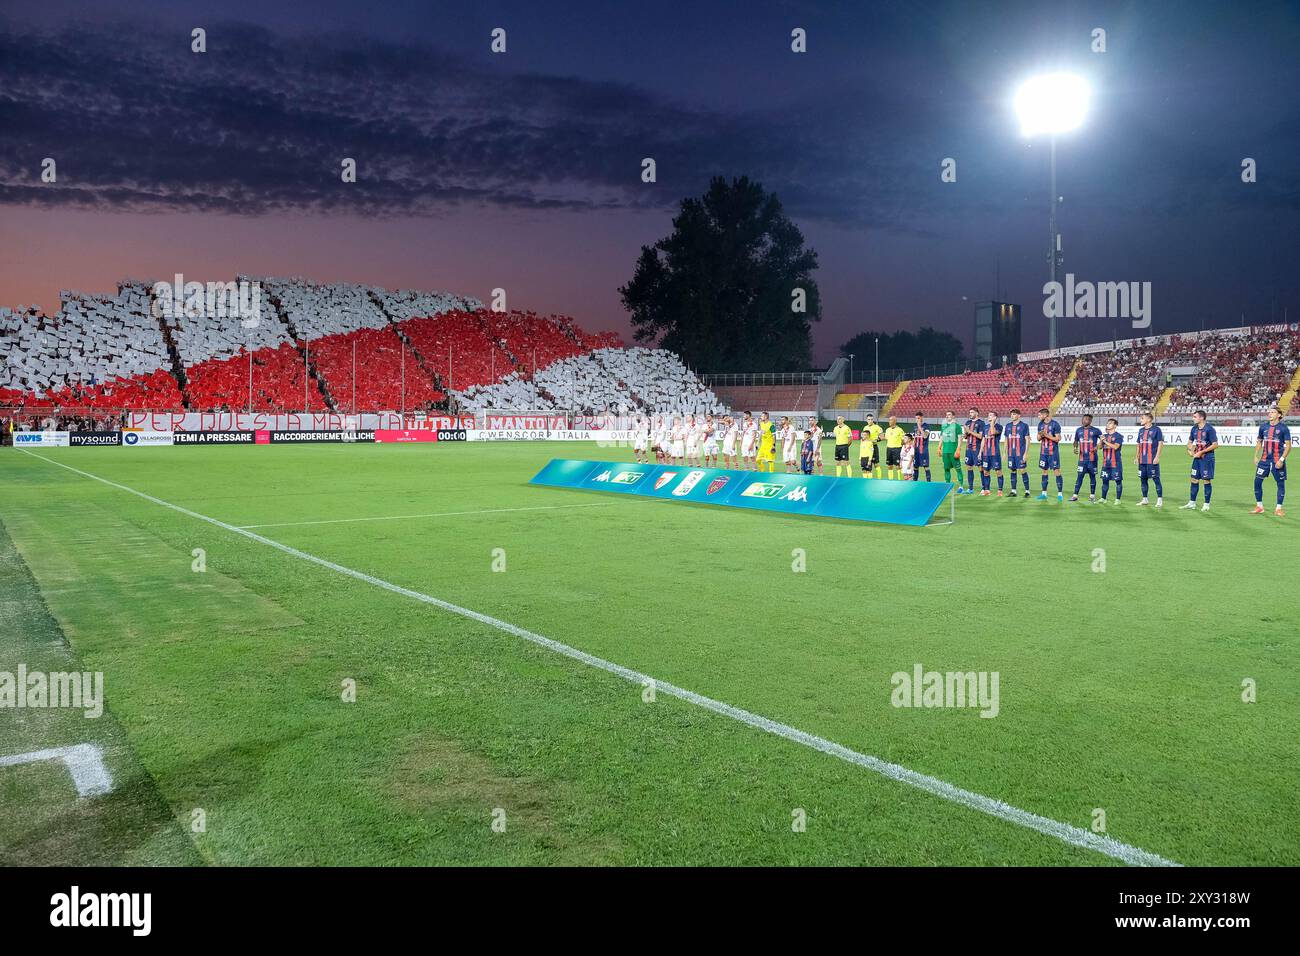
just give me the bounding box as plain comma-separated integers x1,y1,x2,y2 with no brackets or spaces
530,460,952,526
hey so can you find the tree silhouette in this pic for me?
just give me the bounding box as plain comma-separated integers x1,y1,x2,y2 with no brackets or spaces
619,176,820,372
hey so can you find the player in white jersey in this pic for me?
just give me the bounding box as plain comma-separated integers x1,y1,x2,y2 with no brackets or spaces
701,414,719,466
681,414,698,465
721,415,738,468
632,415,649,463
650,416,663,463
809,421,824,475
669,416,686,464
740,412,758,470
781,416,799,472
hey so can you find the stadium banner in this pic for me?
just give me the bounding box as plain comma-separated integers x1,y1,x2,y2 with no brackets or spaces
466,429,636,442
122,429,174,447
270,430,377,443
173,430,255,445
122,412,455,433
374,429,436,443
12,431,71,448
529,459,952,526
69,431,122,446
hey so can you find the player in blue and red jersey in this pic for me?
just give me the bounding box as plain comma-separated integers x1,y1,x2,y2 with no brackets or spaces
1004,409,1031,498
1098,418,1124,504
1251,405,1290,516
1182,410,1219,512
978,411,1004,496
1036,408,1064,501
960,406,984,494
1070,414,1103,502
1134,411,1164,507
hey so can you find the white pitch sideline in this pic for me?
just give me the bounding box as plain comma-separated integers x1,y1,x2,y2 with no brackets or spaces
21,451,1179,867
237,502,614,530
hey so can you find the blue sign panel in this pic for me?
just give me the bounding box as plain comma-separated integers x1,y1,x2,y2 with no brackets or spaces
530,460,952,527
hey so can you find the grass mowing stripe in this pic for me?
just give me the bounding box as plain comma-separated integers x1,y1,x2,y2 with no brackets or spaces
236,502,615,529
21,451,1181,868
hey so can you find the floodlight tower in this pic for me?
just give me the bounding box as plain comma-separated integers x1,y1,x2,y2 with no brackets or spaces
1014,73,1090,351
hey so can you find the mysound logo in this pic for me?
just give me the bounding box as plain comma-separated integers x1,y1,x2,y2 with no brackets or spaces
50,886,151,936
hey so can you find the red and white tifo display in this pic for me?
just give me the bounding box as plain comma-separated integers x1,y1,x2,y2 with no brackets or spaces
1,277,724,420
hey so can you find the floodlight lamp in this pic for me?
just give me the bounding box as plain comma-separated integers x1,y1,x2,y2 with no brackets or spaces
1014,73,1090,137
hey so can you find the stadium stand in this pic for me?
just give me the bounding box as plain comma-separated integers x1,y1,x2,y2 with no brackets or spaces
452,347,724,416
184,342,330,412
396,311,513,392
842,326,1300,420
481,311,592,374
1,284,171,398
309,326,445,412
9,277,1293,424
888,359,1073,418
708,384,817,412
2,279,730,419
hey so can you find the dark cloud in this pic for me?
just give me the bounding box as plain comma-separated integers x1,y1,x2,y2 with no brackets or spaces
1,9,1297,230
0,20,888,222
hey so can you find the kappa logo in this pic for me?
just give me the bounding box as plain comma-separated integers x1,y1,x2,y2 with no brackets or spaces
654,472,678,490
612,471,644,484
672,470,706,496
741,482,785,499
782,486,809,503
706,477,730,496
593,470,613,482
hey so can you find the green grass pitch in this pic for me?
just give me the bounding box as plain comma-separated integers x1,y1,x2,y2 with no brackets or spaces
0,440,1294,866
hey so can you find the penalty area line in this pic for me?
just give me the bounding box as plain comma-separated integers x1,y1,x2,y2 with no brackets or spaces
21,451,1178,867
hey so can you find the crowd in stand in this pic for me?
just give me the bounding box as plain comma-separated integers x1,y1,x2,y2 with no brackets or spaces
1,283,171,396
1058,329,1300,416
451,348,725,416
4,279,1296,423
1,278,728,420
1164,331,1300,416
1058,346,1172,415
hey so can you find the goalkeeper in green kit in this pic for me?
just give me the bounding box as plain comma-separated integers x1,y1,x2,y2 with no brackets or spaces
940,411,963,488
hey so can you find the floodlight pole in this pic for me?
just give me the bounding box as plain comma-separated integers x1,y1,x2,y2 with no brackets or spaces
1048,134,1059,351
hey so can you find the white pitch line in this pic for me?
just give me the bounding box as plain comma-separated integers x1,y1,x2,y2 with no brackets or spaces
0,743,114,797
236,502,615,530
22,451,1179,866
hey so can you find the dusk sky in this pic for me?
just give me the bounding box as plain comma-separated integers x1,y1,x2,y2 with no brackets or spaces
2,0,1298,365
